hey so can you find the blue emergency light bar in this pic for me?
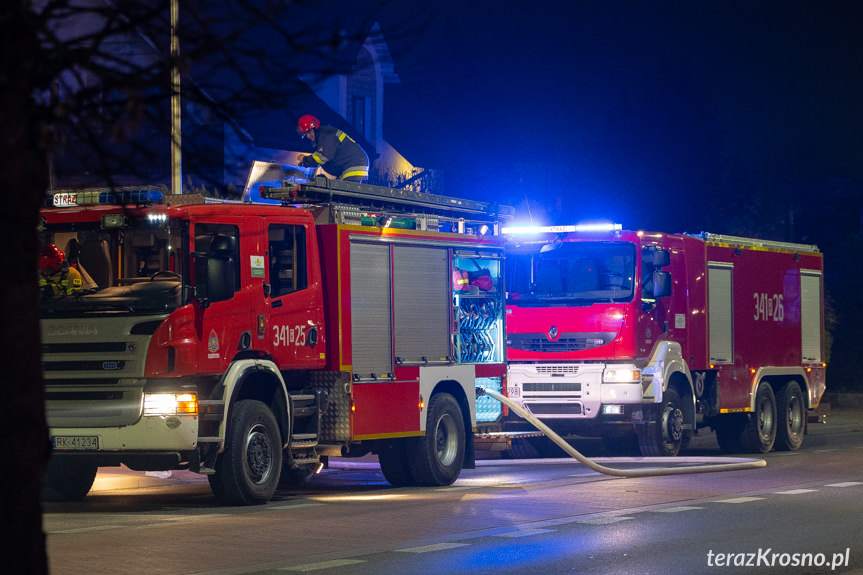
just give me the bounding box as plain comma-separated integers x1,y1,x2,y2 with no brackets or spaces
502,223,622,235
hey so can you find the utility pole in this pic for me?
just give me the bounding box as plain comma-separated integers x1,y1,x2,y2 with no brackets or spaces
170,0,182,194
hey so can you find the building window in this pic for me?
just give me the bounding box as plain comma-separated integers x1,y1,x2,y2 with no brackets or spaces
353,96,366,139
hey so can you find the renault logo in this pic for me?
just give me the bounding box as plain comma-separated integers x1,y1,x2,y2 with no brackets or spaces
547,326,559,340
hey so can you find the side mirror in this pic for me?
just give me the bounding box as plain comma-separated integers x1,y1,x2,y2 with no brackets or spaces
653,270,672,298
194,255,211,309
193,249,235,306
652,249,670,268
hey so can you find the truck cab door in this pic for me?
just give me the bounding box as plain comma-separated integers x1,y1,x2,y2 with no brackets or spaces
264,219,326,369
192,222,256,370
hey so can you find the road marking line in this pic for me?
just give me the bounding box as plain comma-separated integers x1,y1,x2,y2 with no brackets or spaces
49,526,120,535
268,503,326,511
775,489,818,495
577,516,634,525
396,542,470,553
496,528,556,538
655,506,704,513
826,482,863,487
281,559,365,572
813,448,839,453
715,496,764,504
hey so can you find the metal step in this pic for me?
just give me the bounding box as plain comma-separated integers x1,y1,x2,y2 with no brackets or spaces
291,439,319,449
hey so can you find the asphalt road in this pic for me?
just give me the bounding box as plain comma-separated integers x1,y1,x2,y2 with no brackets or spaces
43,411,863,575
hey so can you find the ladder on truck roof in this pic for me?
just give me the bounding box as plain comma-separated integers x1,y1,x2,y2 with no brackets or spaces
694,232,820,254
256,171,513,235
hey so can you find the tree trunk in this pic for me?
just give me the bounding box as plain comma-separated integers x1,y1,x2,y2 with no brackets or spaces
0,3,50,573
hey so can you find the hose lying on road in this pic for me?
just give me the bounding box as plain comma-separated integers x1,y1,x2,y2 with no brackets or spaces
479,387,766,477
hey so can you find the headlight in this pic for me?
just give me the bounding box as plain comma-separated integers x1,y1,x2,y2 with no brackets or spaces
603,368,641,383
144,392,198,416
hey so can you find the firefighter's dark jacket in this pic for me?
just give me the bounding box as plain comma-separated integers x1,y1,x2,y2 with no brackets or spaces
301,126,369,180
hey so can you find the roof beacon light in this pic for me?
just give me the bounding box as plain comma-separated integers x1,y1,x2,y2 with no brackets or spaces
502,223,621,235
56,188,164,206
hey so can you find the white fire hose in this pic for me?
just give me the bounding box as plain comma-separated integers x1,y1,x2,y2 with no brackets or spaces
479,387,766,477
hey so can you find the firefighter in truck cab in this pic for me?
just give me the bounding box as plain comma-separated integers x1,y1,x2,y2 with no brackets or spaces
38,243,82,298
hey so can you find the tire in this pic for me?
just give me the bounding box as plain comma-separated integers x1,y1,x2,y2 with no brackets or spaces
602,431,641,456
209,400,282,505
409,393,466,486
42,457,98,502
714,414,746,453
503,437,540,459
636,387,684,456
378,438,416,486
775,381,805,451
740,382,777,453
279,462,318,487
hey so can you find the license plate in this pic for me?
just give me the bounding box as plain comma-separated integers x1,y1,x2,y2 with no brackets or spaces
52,435,99,450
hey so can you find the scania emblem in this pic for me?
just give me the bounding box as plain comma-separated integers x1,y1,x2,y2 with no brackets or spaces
547,326,559,340
102,361,119,370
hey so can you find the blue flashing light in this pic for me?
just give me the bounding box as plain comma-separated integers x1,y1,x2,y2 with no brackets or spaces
63,188,164,206
502,223,621,235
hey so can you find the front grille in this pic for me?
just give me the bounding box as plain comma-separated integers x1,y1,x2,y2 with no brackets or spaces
508,332,615,353
523,382,582,393
44,378,121,386
526,403,582,415
43,342,128,354
43,360,127,372
536,365,580,374
46,391,126,401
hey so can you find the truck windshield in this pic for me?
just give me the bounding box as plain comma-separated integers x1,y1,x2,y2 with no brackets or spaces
39,216,190,316
506,241,636,306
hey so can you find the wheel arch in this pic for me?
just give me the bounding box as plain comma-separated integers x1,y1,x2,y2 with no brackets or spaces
647,341,695,428
219,359,290,450
750,367,812,411
427,378,475,469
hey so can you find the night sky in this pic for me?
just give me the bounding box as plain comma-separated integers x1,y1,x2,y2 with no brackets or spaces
378,1,863,235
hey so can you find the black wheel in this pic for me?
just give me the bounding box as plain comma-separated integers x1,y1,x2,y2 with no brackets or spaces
209,400,282,505
409,393,466,486
503,437,540,459
378,438,416,486
775,381,805,451
740,382,777,453
279,461,318,486
714,414,746,453
602,431,641,455
530,436,568,458
637,387,684,456
42,457,98,502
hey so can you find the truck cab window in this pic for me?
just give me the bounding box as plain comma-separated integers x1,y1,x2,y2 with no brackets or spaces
195,224,240,301
268,224,308,297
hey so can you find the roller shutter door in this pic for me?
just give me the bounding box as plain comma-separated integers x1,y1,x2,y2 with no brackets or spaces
708,263,734,364
350,242,393,378
393,245,450,363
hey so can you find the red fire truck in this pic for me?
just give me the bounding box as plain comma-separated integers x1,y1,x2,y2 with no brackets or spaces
503,225,826,457
39,165,511,504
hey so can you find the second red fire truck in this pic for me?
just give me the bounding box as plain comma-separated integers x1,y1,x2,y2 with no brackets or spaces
503,224,826,456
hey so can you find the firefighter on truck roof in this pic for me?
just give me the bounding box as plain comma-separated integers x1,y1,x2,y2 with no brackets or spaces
39,244,82,298
296,114,369,182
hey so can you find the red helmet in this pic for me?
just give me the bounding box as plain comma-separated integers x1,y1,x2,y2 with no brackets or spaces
297,114,320,134
39,244,65,272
